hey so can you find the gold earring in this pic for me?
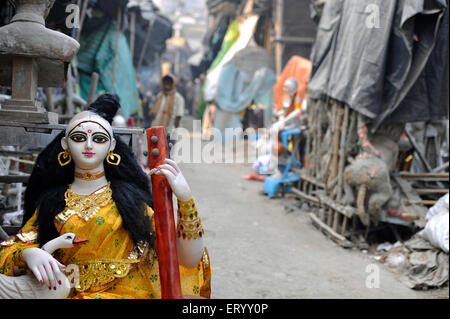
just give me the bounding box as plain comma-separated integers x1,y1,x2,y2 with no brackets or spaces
58,150,72,166
106,151,121,166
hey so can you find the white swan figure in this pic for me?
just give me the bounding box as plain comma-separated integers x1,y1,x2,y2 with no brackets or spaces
0,233,87,299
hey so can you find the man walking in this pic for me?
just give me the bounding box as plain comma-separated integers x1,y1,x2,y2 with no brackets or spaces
149,74,185,134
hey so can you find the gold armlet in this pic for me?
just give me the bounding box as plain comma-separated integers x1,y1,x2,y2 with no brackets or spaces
177,198,204,240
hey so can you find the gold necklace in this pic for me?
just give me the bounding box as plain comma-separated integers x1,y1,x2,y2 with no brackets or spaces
64,182,113,221
74,171,105,181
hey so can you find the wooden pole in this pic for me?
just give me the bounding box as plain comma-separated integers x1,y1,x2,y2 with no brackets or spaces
129,11,136,59
274,0,284,76
302,99,315,193
65,64,75,116
45,88,54,112
111,7,122,94
87,72,99,104
137,21,152,72
76,0,89,42
327,102,343,226
334,104,349,232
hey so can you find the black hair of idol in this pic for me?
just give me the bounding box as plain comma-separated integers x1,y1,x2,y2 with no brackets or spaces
22,93,154,247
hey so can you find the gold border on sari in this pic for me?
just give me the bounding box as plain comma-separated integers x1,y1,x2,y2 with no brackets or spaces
70,258,140,292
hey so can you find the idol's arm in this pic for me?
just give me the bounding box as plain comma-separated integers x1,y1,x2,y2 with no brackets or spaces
0,211,40,276
175,197,205,268
0,211,65,290
150,158,205,269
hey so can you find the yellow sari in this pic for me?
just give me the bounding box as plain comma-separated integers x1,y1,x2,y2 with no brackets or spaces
0,184,211,299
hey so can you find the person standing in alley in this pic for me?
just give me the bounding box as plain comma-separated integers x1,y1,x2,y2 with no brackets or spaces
149,74,185,134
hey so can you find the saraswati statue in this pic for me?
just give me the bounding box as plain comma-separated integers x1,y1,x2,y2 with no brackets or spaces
0,94,211,299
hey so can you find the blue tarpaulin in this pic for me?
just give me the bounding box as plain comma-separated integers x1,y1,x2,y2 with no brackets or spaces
215,64,276,131
77,21,140,118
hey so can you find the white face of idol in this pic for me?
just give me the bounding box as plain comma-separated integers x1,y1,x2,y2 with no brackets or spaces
62,121,116,171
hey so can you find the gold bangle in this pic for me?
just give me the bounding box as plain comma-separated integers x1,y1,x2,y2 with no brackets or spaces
177,216,204,240
12,248,27,269
177,224,204,240
177,209,199,220
177,197,196,212
176,197,204,239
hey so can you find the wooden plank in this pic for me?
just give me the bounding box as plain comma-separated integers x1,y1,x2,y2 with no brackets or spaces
0,175,30,183
0,149,37,157
317,193,356,218
291,187,320,205
415,188,449,195
398,172,449,179
292,168,325,188
2,157,34,165
0,109,58,124
418,200,438,206
309,213,354,248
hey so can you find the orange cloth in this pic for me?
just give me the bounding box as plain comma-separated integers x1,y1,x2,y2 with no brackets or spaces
273,56,312,112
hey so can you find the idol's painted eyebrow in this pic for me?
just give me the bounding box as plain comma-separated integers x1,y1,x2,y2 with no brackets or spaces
67,120,111,138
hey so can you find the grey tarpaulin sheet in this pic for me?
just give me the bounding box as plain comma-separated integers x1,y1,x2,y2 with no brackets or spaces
387,2,449,124
308,0,448,132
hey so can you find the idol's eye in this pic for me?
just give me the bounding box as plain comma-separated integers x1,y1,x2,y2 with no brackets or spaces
92,134,109,144
69,133,87,143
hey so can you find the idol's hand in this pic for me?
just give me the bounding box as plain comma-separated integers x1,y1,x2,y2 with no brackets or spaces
149,158,192,201
22,247,65,290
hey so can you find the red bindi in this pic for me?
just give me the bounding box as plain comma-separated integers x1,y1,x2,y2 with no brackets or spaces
87,129,92,133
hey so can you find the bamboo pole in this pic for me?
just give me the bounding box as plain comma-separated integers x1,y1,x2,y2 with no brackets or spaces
45,88,54,112
111,7,122,94
129,11,136,59
323,99,336,185
65,65,74,116
334,104,349,232
87,72,99,104
274,0,284,76
303,99,316,193
326,102,343,226
76,0,89,42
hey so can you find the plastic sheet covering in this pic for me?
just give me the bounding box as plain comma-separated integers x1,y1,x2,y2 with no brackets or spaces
195,19,239,119
226,45,274,75
193,16,233,78
273,56,312,112
308,0,447,131
78,21,140,118
419,193,449,253
204,15,260,102
208,19,240,73
215,65,276,126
